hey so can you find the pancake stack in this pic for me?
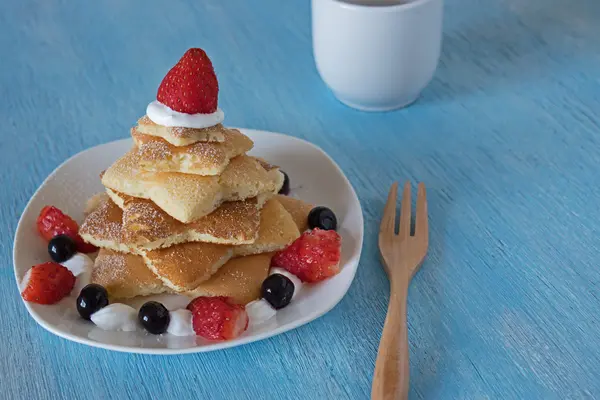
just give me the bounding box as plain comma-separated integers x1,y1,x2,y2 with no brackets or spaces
80,119,312,305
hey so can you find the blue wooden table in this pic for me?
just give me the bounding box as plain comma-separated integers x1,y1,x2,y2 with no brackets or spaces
3,0,600,398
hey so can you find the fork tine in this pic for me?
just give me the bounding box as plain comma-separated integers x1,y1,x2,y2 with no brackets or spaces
398,182,411,241
415,182,428,239
379,182,398,237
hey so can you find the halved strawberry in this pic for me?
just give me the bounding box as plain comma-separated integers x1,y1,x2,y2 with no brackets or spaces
187,296,248,341
21,262,76,304
271,228,342,283
36,206,97,254
73,237,98,254
37,206,79,241
156,48,219,114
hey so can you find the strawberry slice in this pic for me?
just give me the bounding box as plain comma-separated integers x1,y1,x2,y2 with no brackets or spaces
21,262,76,304
156,48,219,114
36,206,97,254
271,228,342,283
187,296,248,341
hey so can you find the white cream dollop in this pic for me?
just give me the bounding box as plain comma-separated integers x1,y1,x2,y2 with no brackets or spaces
62,253,93,277
146,101,224,129
270,267,303,300
167,309,195,336
246,299,276,327
61,253,94,296
91,303,137,332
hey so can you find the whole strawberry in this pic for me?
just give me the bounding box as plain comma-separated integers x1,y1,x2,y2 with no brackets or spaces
187,296,248,341
271,228,342,283
21,262,76,304
157,48,219,114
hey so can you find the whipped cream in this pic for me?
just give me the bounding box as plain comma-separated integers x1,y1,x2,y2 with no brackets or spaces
62,253,94,296
91,303,137,332
146,101,224,129
270,267,303,300
246,299,276,327
62,253,93,277
167,309,195,336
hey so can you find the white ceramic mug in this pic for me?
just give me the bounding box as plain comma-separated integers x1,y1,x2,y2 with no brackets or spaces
312,0,443,111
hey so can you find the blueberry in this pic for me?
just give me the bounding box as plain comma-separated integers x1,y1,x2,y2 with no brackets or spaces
48,234,77,263
261,274,295,309
77,284,109,320
278,171,290,195
138,301,170,334
307,206,337,231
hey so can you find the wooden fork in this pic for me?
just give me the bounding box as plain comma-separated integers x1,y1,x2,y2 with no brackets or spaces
372,182,429,400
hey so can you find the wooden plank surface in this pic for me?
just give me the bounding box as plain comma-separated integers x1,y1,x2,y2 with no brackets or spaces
2,0,600,398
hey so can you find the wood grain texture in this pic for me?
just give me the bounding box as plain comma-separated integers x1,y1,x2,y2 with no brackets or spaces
2,0,600,398
373,182,428,400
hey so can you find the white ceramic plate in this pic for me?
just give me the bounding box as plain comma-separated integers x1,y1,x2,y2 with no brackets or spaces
13,129,363,355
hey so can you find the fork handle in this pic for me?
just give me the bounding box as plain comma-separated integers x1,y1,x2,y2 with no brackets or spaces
371,279,410,400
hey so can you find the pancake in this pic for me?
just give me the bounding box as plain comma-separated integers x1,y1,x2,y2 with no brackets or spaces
135,115,227,146
132,127,253,175
80,195,264,252
91,249,167,299
100,149,149,199
139,198,298,291
79,196,295,256
275,195,313,232
233,198,300,257
101,150,284,223
187,253,273,305
79,199,130,253
81,196,297,293
219,156,284,200
142,242,233,292
110,189,266,249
